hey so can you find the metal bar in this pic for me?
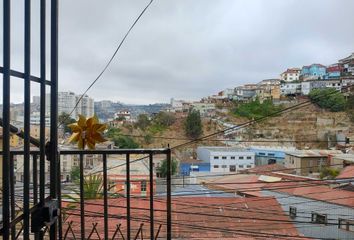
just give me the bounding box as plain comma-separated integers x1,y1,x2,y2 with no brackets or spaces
33,155,38,204
23,0,32,238
39,0,47,212
33,154,40,240
50,0,59,238
166,149,172,240
57,154,62,239
10,154,16,240
0,118,40,147
103,154,109,240
126,153,131,240
80,154,85,240
0,67,52,85
2,0,11,238
149,153,154,240
154,224,162,240
3,149,169,155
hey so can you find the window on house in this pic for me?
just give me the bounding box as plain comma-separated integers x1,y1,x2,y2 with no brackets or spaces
268,153,275,157
339,219,354,232
259,153,266,156
213,165,219,168
246,165,252,168
229,165,236,172
221,165,227,168
239,156,244,160
222,156,227,160
246,156,252,159
214,156,219,160
239,165,244,168
311,213,327,224
289,206,297,218
141,180,147,192
231,156,235,160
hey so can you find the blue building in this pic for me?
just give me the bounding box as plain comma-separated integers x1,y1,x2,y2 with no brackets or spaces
301,64,326,80
179,162,210,176
247,147,294,166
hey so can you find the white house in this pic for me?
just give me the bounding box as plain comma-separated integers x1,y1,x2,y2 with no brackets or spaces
197,147,255,173
280,83,302,96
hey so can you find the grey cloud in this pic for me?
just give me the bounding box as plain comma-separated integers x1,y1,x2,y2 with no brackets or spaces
1,0,354,104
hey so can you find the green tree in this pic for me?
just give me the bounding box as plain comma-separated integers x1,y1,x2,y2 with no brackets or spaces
153,112,176,127
70,166,80,182
158,158,178,178
184,110,203,139
136,114,151,130
309,88,347,112
113,135,139,149
58,112,76,133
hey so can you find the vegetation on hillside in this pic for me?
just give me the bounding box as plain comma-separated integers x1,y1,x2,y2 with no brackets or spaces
233,98,283,119
105,127,140,149
184,110,203,139
309,88,347,112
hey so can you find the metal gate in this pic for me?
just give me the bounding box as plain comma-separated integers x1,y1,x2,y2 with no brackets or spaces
1,0,59,239
1,1,172,239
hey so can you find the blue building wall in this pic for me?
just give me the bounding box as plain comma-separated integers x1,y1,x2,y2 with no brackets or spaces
180,163,210,176
325,71,341,79
247,147,286,165
301,64,326,79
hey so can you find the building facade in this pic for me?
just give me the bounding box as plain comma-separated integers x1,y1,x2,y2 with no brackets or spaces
280,83,302,96
197,147,255,173
301,64,326,81
280,68,301,82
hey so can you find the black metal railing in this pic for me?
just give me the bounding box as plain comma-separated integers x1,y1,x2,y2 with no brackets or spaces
1,148,172,240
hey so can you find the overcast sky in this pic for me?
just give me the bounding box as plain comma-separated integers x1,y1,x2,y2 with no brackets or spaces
1,0,354,104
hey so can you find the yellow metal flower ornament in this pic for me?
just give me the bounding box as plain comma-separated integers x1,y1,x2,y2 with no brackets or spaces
68,115,107,149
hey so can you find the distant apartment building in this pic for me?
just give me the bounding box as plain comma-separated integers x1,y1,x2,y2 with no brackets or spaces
190,102,216,117
197,147,255,173
255,84,280,102
280,68,301,82
339,52,354,76
280,82,302,96
170,98,185,112
16,111,50,126
234,84,257,102
45,91,94,119
301,79,342,95
301,64,326,81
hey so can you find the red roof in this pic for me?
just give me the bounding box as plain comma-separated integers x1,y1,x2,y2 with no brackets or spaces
63,197,304,239
336,165,354,179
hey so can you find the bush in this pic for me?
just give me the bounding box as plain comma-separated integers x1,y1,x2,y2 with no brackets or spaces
233,99,282,119
309,88,346,112
158,158,178,178
153,112,176,127
113,135,139,149
136,114,151,130
320,167,340,179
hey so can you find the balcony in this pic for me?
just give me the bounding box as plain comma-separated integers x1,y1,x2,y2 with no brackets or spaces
0,148,172,239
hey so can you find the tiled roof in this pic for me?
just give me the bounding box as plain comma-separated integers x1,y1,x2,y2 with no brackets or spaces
64,197,304,239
